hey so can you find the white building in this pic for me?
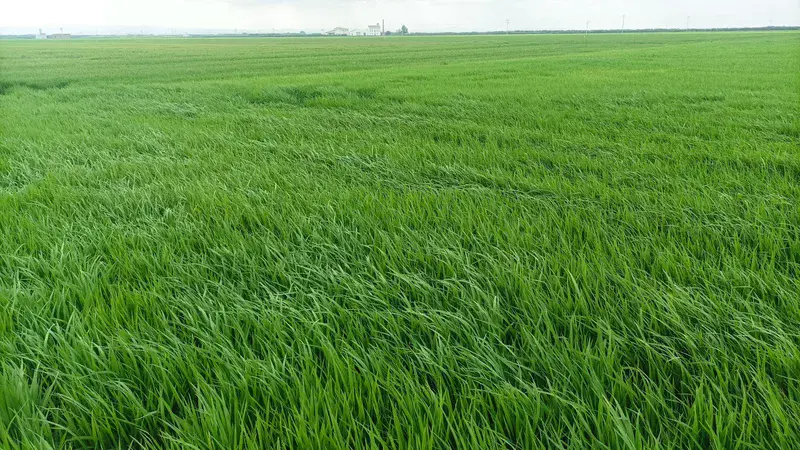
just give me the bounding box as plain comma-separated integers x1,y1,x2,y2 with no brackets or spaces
36,29,47,39
327,27,349,36
366,23,382,36
349,29,364,36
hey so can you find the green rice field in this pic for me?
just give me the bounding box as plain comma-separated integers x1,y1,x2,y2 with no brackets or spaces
1,32,799,449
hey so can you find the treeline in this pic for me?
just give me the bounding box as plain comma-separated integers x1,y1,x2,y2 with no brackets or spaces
411,26,800,36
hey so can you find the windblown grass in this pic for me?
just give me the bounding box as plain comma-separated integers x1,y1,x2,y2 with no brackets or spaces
0,32,799,449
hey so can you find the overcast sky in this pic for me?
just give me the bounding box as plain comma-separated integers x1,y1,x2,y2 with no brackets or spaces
2,0,798,34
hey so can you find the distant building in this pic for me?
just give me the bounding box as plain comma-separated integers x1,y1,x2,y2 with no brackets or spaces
50,33,71,39
36,29,47,39
366,23,382,36
349,29,364,36
326,27,349,36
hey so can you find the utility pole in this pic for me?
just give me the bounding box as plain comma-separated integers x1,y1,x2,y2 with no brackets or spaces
621,14,626,33
686,16,690,31
506,19,510,34
585,21,590,37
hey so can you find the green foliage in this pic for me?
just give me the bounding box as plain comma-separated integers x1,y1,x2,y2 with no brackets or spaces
0,32,799,449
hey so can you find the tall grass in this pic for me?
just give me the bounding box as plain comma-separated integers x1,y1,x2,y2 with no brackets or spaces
0,32,799,449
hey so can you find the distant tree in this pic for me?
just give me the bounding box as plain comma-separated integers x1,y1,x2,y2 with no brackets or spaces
401,25,409,35
385,30,393,36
